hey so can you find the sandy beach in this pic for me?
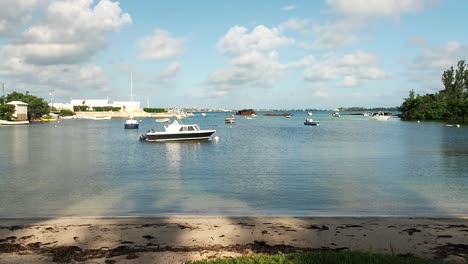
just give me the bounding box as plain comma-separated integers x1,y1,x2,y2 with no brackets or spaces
0,217,467,263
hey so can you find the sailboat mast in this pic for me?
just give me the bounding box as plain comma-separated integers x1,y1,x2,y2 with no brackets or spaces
130,72,133,102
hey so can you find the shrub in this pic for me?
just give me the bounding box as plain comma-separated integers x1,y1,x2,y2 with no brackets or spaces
143,108,166,113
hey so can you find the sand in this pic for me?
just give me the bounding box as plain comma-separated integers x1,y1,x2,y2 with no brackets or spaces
1,217,467,263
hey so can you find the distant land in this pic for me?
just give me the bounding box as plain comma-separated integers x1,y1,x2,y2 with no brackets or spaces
338,107,399,112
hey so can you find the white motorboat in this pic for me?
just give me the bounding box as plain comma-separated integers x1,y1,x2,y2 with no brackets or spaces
225,117,236,123
332,112,340,117
304,118,320,126
155,118,170,123
140,120,216,142
124,117,139,129
370,111,391,121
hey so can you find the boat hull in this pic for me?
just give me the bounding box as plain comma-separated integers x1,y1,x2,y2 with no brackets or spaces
124,123,139,129
370,116,391,121
0,120,29,125
140,131,216,142
304,121,320,126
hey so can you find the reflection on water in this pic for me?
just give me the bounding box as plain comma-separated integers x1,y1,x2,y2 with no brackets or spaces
0,113,467,217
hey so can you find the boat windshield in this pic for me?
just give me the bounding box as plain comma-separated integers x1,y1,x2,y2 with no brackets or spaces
179,125,198,132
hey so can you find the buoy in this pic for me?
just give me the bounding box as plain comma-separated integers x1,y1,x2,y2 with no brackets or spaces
214,135,219,142
457,124,460,128
417,120,420,123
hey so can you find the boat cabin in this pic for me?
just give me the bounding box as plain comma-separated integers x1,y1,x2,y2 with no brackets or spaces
179,125,200,132
164,120,200,132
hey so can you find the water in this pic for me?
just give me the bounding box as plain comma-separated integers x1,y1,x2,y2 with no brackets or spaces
1,112,467,218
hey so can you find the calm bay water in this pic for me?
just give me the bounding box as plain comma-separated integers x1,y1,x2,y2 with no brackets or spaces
0,112,467,218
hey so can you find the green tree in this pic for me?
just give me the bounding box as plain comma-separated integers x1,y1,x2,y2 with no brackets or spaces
400,60,467,122
442,60,467,121
0,104,15,120
5,91,50,120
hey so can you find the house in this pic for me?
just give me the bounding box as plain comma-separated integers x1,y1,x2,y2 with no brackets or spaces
7,101,29,121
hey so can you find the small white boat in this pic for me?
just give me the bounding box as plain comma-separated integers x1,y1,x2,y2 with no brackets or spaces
332,112,340,117
140,120,216,142
308,112,313,116
60,115,77,120
155,118,170,123
304,118,320,126
225,117,236,123
370,112,391,121
124,117,139,129
201,113,206,117
0,120,29,125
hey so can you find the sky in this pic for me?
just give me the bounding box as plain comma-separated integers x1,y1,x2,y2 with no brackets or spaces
0,0,467,109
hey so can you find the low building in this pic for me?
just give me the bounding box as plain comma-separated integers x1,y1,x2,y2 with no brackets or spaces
113,101,141,112
7,101,28,121
70,99,112,110
50,103,74,111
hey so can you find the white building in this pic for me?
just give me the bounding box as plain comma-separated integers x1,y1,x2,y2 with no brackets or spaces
67,99,142,112
113,101,141,112
70,99,112,109
50,102,73,111
7,101,28,121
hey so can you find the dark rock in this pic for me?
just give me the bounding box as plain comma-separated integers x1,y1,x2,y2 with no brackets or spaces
235,109,256,116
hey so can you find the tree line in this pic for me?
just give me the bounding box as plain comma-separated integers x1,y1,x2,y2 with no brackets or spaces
400,60,468,122
0,91,50,121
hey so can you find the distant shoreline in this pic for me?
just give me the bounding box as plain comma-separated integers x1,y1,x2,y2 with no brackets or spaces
1,216,466,263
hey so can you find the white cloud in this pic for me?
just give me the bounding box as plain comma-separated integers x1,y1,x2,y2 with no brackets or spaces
217,25,293,56
282,5,296,11
311,19,362,49
159,61,181,80
406,40,468,90
207,25,295,93
0,0,40,36
138,29,183,60
279,17,362,50
19,0,131,65
327,0,436,17
0,0,130,96
278,18,310,33
304,50,390,86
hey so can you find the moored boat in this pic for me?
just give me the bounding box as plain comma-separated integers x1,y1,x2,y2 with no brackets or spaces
41,117,57,122
155,118,170,123
370,111,391,121
332,112,340,117
225,117,236,123
140,120,216,142
0,120,29,125
124,117,139,129
304,118,320,126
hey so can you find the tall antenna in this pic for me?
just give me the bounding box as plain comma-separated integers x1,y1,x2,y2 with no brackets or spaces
130,72,135,102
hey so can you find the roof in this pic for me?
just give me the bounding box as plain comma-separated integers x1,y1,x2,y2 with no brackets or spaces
7,101,29,106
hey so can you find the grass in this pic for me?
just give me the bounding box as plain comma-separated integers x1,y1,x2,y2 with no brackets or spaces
188,251,449,264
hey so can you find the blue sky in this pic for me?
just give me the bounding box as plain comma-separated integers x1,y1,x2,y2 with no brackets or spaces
1,0,467,109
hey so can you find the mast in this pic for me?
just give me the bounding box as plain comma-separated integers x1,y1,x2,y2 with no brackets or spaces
130,72,134,102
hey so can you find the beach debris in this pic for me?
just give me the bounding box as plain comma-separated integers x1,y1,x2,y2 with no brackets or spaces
400,228,421,236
